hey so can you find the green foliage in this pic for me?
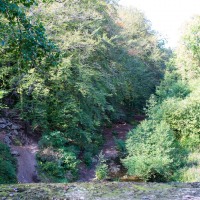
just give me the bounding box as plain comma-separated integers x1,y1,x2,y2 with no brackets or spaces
146,88,200,150
124,15,200,183
83,152,93,167
37,147,79,182
114,137,126,156
0,0,170,181
176,16,200,80
95,151,108,180
0,142,17,184
95,164,109,180
156,68,190,101
0,90,7,108
173,152,200,182
123,120,185,182
39,131,67,148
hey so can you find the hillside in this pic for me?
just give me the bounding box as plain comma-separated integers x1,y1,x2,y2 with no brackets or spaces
0,0,200,192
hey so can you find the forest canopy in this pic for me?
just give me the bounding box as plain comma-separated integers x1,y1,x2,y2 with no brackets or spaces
0,0,200,184
124,15,200,182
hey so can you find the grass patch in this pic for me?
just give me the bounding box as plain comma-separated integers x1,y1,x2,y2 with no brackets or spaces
175,152,200,182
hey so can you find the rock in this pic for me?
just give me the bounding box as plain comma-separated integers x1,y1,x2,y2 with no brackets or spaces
11,151,20,156
0,124,7,129
4,136,12,146
183,196,200,200
13,130,19,135
11,124,20,130
7,122,12,126
7,132,12,137
1,182,200,199
8,130,19,137
0,118,7,124
0,130,6,135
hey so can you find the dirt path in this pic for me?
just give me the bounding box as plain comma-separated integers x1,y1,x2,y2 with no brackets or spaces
0,114,39,183
103,123,132,159
78,123,132,182
11,142,39,183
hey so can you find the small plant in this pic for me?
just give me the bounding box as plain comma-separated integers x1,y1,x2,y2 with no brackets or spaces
95,164,108,180
95,151,108,180
114,137,126,154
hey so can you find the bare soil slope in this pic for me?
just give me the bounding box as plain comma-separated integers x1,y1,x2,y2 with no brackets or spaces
78,123,132,182
11,142,39,183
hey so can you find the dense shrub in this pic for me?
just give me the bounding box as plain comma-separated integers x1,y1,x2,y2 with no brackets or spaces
147,93,200,149
164,96,200,149
0,142,17,184
37,147,79,182
123,120,185,181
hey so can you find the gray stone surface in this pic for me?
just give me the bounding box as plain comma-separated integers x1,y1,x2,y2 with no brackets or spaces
11,150,20,156
4,135,12,146
1,182,200,200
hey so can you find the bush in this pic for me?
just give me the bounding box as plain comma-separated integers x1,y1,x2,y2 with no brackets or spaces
156,70,190,101
39,131,66,148
114,137,126,156
95,164,108,180
173,152,200,182
158,95,200,149
0,142,17,184
83,152,93,167
123,120,185,182
37,146,80,182
145,89,200,150
95,151,108,180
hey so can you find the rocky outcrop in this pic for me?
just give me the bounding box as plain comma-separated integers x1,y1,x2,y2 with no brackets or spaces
1,182,200,199
0,116,28,147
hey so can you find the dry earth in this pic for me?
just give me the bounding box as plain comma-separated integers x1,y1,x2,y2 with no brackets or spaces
78,123,132,182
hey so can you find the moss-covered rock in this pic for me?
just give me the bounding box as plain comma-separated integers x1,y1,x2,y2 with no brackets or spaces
1,182,200,200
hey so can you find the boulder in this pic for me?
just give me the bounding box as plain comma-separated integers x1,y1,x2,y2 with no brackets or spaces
11,150,20,156
0,118,7,124
0,124,7,129
11,124,20,130
13,129,19,135
4,135,12,146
